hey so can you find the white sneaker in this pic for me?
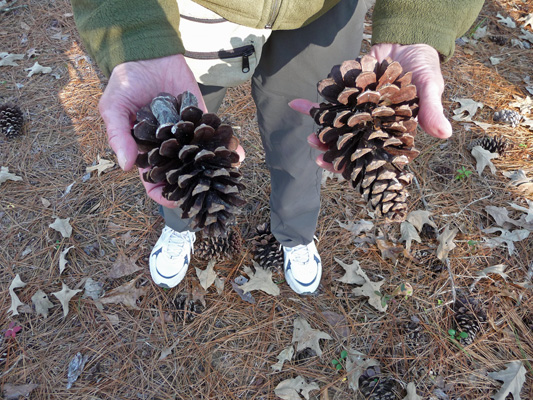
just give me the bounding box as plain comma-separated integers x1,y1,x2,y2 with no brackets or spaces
283,241,322,294
149,226,196,288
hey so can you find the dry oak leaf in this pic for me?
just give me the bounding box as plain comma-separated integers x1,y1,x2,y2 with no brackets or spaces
336,257,388,312
488,361,527,400
509,200,533,223
509,95,533,114
52,283,82,317
59,246,74,274
0,166,22,184
238,262,280,296
108,253,142,279
337,219,374,236
83,278,103,300
335,257,366,285
400,221,421,252
403,382,422,400
195,259,217,290
271,346,294,372
49,217,72,238
97,278,147,309
471,264,508,290
3,383,39,400
496,13,517,29
274,376,320,400
292,316,332,357
471,146,498,176
485,206,517,229
519,13,533,28
25,61,52,77
8,274,27,316
345,349,380,392
0,52,24,66
503,170,533,196
86,156,115,176
436,226,458,261
31,289,54,318
406,210,437,232
452,98,483,121
482,227,530,256
376,231,403,262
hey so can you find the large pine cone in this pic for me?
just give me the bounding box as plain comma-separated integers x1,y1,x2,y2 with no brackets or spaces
0,103,24,138
132,92,246,237
311,55,420,222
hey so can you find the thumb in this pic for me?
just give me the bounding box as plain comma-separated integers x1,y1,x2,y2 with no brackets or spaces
289,99,319,116
416,81,452,139
99,101,139,171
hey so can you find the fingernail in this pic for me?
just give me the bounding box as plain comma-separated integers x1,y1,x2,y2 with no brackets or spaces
117,151,127,170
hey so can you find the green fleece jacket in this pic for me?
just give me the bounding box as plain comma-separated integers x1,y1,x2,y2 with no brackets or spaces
71,0,484,77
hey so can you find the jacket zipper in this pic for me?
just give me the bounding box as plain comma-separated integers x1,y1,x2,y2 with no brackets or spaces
184,45,255,73
265,0,282,29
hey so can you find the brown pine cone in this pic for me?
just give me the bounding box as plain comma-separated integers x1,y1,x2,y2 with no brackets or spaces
452,295,486,345
132,91,246,237
0,103,24,138
195,229,242,260
311,55,419,222
251,223,283,272
468,135,510,155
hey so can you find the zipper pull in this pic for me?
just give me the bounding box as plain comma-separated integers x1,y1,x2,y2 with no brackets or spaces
242,48,253,73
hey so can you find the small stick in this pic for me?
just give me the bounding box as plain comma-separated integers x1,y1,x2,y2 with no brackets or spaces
445,258,456,304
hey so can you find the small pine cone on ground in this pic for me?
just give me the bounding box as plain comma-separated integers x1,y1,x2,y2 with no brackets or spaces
493,109,521,127
468,135,510,155
311,55,420,222
195,229,242,260
132,91,246,237
251,223,283,271
453,295,487,346
359,366,401,400
173,292,204,323
0,103,24,138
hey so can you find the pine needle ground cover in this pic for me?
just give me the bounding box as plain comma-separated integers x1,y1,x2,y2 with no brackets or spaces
1,1,532,399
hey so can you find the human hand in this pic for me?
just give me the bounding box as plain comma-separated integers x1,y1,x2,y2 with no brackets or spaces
289,43,452,172
99,54,244,207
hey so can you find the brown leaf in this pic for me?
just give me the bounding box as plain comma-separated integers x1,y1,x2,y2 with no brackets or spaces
376,236,403,262
97,278,147,309
292,317,332,357
52,283,82,318
108,254,142,279
321,311,350,339
3,383,39,400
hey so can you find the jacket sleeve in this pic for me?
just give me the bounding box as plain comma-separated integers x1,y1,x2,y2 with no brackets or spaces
371,0,485,61
71,0,185,77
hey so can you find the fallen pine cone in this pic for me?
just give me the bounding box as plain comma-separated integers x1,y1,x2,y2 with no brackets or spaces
131,91,246,237
0,102,24,138
311,55,420,222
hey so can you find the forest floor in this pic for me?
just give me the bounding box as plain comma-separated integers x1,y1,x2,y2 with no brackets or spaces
1,0,532,399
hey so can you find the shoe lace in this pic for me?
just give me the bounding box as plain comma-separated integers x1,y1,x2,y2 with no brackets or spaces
167,230,194,257
286,244,310,264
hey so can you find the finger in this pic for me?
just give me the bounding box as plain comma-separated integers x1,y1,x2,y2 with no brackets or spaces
316,154,343,173
99,99,139,171
289,99,320,116
139,170,179,208
307,133,329,152
416,81,453,139
236,144,245,162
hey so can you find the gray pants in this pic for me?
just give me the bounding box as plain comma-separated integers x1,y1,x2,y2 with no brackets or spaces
162,0,369,247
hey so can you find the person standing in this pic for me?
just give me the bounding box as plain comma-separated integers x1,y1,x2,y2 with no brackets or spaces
71,0,484,294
